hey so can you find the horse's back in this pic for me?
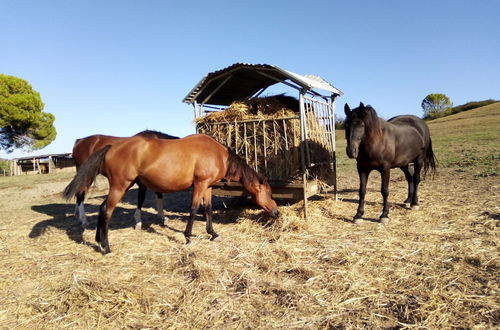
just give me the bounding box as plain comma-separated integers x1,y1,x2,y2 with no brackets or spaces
137,134,229,192
73,134,122,168
388,115,430,139
153,134,228,169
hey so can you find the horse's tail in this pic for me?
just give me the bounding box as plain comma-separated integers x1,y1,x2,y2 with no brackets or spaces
423,138,437,178
63,145,112,200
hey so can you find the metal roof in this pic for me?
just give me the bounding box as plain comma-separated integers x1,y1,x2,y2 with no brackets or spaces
183,63,343,106
13,153,72,161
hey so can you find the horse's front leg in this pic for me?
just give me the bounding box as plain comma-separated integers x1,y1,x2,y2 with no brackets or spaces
185,183,205,243
203,187,218,241
184,207,196,244
380,167,391,224
354,169,370,224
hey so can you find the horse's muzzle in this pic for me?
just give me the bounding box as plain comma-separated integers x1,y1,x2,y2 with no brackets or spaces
346,146,358,159
269,207,279,218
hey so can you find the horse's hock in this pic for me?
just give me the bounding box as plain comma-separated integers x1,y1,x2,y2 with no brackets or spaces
183,63,343,218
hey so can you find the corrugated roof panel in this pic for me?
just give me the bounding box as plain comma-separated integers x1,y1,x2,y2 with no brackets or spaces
183,63,342,106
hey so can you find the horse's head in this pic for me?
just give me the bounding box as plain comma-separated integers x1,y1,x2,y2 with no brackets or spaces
344,102,381,159
344,102,367,159
250,177,279,217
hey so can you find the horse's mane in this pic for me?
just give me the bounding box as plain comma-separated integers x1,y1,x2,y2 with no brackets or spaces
225,149,264,185
357,105,383,137
135,130,179,140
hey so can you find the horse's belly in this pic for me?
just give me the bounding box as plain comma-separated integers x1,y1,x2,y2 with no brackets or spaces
391,149,421,168
139,174,193,193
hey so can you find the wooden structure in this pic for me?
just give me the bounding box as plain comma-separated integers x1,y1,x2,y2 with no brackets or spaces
9,153,74,176
183,63,342,218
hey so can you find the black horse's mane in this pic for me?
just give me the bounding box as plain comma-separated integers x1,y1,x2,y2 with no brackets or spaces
135,130,179,140
353,104,381,133
225,149,264,185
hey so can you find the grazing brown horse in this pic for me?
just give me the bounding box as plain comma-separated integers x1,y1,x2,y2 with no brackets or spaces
72,130,178,229
63,134,279,254
344,103,436,224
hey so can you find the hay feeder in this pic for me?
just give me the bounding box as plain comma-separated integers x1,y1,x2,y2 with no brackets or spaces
183,63,343,218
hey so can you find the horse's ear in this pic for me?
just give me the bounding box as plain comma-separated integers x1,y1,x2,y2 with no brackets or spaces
359,102,365,109
344,103,351,116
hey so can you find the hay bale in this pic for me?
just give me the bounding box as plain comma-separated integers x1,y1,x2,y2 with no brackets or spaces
196,95,334,185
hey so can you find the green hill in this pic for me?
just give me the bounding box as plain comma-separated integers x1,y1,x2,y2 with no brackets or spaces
428,101,500,177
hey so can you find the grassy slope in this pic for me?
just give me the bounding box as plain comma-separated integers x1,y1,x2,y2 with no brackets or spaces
0,103,498,329
428,102,500,177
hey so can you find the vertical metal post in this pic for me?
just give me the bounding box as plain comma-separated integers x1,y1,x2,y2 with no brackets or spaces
262,121,267,171
234,119,238,153
193,102,199,133
330,95,338,200
299,90,308,220
253,122,258,171
244,122,249,163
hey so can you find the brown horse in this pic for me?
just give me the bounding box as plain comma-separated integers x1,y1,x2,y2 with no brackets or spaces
63,134,279,254
72,130,178,229
344,103,437,224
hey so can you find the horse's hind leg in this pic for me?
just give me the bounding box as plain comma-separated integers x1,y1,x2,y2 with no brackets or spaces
379,167,391,224
411,158,423,210
96,185,127,254
155,192,166,226
203,187,218,241
75,192,89,228
401,165,414,205
134,184,147,230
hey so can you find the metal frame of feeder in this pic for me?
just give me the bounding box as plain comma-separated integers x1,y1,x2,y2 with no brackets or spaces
183,63,342,219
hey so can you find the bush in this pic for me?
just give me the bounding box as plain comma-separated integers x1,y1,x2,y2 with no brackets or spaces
0,159,10,176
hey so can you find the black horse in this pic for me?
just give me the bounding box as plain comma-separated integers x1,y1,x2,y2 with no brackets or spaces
344,102,437,224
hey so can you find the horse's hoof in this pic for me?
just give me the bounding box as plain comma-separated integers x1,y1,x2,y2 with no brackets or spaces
185,236,191,244
134,222,142,230
380,217,390,224
210,234,220,241
162,218,169,227
100,245,111,255
353,218,363,224
411,205,420,211
80,222,89,229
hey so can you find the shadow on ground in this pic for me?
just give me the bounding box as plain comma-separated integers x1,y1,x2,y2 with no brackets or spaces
28,186,254,248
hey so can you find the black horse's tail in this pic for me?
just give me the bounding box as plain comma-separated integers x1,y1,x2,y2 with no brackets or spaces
63,145,112,201
423,138,437,178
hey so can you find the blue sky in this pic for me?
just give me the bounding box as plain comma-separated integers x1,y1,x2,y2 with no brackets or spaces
1,0,499,159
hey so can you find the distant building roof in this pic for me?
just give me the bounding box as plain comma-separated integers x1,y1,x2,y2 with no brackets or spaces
183,63,343,106
13,153,72,161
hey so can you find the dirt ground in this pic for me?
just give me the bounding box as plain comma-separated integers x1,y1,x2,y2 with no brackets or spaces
0,161,498,329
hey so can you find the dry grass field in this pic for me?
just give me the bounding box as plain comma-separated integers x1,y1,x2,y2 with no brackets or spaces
0,103,498,329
